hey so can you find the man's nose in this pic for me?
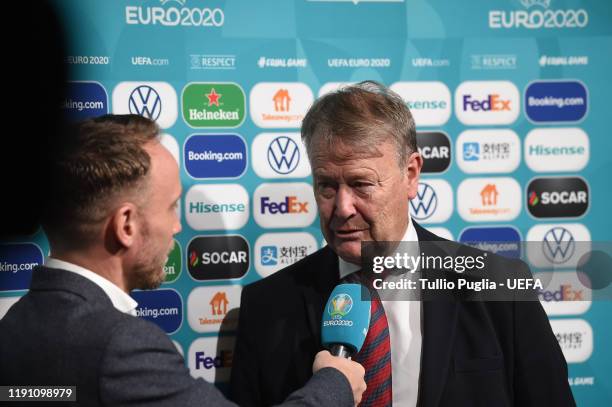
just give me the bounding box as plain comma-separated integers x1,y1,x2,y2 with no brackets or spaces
334,185,357,219
173,216,182,235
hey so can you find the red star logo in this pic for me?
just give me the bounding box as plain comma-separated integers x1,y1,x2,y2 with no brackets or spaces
206,88,221,107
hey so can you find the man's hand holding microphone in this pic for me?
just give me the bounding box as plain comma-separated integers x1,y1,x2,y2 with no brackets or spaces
312,283,374,406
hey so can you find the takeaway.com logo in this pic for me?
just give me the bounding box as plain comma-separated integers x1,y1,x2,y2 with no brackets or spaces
249,83,314,128
455,81,520,125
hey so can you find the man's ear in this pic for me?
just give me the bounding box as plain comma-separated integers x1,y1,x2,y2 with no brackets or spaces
110,203,139,249
405,151,423,200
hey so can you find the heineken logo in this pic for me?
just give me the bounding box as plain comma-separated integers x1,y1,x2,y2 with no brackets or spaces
183,83,245,128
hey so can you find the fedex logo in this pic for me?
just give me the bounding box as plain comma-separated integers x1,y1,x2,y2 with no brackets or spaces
455,81,519,125
462,94,511,112
539,284,584,302
260,196,309,214
194,350,233,370
254,183,317,228
188,337,236,382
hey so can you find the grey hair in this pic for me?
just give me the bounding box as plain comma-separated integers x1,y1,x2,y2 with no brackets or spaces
301,80,416,168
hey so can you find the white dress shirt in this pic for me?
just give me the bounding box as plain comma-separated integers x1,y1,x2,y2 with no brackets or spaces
338,216,422,407
45,257,138,316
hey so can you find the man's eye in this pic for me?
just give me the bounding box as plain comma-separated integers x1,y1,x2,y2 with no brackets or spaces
316,182,336,196
352,181,374,190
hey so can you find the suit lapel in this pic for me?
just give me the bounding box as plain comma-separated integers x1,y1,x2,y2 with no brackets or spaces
414,222,459,407
294,246,339,384
299,246,340,339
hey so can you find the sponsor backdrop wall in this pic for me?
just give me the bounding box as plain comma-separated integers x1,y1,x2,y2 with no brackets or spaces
1,0,612,404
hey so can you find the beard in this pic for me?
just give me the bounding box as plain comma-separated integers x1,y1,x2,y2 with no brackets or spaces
129,220,168,290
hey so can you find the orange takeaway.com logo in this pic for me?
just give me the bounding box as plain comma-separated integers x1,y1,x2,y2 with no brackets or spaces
273,89,291,112
210,291,229,316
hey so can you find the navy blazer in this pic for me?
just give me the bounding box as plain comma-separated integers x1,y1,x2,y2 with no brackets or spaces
0,266,354,407
230,222,576,407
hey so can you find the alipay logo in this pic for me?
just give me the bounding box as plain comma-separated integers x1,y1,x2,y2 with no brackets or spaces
456,130,521,174
254,232,317,278
260,246,278,266
463,143,480,161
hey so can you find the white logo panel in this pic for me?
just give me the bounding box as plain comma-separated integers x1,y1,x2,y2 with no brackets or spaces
390,81,451,126
187,286,242,333
252,133,311,178
250,83,314,128
525,128,589,172
455,81,520,125
188,336,236,383
536,271,591,316
254,183,317,228
254,232,318,278
409,179,453,224
457,177,521,222
185,184,249,231
160,133,180,165
112,81,178,129
526,223,591,269
456,129,520,174
549,319,593,364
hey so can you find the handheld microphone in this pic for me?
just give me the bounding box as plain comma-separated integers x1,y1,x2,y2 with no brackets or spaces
321,283,371,358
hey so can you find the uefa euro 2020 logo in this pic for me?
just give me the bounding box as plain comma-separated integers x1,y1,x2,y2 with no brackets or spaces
328,294,353,320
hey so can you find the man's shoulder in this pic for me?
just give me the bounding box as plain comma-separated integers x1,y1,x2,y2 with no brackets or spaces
243,246,336,299
249,246,335,286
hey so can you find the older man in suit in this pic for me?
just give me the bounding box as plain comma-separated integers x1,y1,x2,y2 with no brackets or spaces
230,81,576,407
0,114,366,407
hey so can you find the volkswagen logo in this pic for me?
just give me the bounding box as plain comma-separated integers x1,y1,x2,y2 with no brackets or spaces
410,182,438,220
542,226,575,264
129,85,162,121
267,136,300,175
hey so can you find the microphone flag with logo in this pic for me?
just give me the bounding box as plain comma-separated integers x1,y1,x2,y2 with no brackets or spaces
321,283,371,358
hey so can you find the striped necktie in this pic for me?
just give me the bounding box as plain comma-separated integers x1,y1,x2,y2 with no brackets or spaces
344,271,393,406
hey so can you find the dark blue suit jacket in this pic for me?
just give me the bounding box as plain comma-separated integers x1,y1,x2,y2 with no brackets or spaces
230,222,576,407
0,266,353,407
